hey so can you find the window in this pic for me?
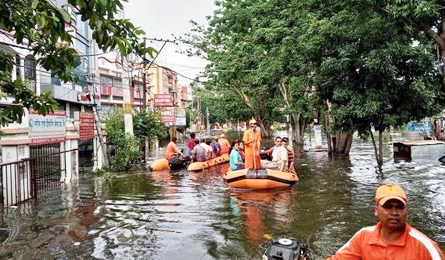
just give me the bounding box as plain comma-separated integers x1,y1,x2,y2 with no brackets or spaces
113,96,123,101
24,55,36,80
15,54,21,80
24,55,36,92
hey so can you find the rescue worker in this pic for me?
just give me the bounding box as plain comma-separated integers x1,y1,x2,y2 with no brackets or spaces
165,137,182,160
326,184,445,260
242,119,262,169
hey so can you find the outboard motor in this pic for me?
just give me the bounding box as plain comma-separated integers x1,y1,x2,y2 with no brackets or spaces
263,238,310,260
169,153,186,170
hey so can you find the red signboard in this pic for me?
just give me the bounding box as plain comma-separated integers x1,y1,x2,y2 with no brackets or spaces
154,94,173,107
79,112,95,139
160,107,176,123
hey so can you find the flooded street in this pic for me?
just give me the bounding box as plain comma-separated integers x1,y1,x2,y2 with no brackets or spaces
1,137,444,259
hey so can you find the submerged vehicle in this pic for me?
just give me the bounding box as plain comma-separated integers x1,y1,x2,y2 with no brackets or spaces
263,238,310,260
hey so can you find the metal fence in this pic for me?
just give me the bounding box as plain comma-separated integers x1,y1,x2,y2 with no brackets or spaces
0,159,36,208
0,146,78,209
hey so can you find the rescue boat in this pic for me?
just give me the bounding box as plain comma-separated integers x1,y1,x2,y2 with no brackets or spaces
187,153,230,171
223,168,298,189
149,158,170,171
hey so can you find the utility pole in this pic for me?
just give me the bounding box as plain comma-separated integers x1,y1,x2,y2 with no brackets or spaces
206,107,210,131
142,37,149,162
122,53,133,135
89,74,109,168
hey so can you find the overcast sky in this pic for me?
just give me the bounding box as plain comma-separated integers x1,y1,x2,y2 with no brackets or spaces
123,0,217,85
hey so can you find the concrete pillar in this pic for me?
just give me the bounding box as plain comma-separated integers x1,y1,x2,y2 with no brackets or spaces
64,119,79,183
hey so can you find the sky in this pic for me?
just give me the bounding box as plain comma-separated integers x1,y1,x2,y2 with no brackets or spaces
122,0,217,86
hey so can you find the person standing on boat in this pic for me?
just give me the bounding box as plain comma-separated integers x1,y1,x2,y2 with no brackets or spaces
218,133,231,155
326,184,445,260
229,141,244,170
165,137,182,160
188,133,196,150
243,119,262,169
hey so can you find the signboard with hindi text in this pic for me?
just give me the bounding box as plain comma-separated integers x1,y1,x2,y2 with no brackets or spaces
29,110,66,145
160,107,176,123
79,112,95,139
154,94,173,107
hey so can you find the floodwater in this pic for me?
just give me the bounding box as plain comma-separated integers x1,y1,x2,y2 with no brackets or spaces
0,133,444,259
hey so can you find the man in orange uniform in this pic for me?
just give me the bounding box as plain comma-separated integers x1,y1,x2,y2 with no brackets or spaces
326,184,444,260
218,133,231,155
165,137,182,160
242,119,262,169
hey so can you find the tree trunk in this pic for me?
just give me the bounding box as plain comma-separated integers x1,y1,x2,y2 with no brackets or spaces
324,112,333,153
378,130,384,166
369,128,383,167
259,121,273,138
292,113,304,145
333,131,353,155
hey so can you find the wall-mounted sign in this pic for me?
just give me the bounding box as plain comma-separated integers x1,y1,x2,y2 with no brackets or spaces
154,94,173,107
29,109,66,145
79,112,95,139
175,108,186,126
124,103,132,114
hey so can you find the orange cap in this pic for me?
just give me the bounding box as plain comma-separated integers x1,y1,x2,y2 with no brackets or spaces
375,184,407,206
249,119,257,124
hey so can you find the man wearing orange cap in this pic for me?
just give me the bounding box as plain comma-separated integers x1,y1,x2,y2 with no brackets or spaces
242,119,262,169
326,184,444,260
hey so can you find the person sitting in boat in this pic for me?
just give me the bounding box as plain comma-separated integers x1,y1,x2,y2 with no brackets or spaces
191,139,206,162
201,139,213,160
282,137,295,173
218,133,231,155
263,136,288,171
238,140,246,162
165,137,182,161
229,140,245,170
211,138,221,158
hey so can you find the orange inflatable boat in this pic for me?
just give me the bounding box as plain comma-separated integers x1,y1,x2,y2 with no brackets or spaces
223,168,298,189
187,153,229,172
149,158,170,171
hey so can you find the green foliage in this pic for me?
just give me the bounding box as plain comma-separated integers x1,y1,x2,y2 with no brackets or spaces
104,108,166,171
104,108,141,171
109,133,142,172
0,0,156,125
91,167,107,175
133,110,168,140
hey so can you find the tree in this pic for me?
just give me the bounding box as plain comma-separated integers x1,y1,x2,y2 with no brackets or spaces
181,0,317,141
0,0,156,125
301,0,443,164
